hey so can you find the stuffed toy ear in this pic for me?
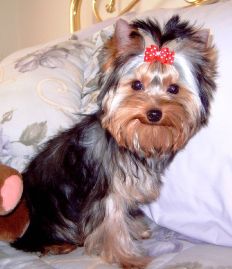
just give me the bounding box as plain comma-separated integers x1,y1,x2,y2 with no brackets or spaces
0,164,29,242
0,164,23,215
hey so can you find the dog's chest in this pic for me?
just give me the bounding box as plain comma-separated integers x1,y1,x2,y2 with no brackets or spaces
111,157,162,204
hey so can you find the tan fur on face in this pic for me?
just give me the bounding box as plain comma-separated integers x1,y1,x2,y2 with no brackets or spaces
101,63,200,157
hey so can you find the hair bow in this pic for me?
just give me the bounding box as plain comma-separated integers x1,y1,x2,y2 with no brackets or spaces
144,45,175,65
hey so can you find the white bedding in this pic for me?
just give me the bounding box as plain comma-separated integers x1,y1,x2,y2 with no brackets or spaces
1,223,232,269
1,1,232,268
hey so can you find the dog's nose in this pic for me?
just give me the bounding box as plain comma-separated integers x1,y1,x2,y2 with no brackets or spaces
147,109,162,123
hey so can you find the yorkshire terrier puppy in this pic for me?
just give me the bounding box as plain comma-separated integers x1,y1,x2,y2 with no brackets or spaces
12,15,217,268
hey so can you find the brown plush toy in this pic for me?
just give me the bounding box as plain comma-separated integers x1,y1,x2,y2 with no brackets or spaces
0,164,29,242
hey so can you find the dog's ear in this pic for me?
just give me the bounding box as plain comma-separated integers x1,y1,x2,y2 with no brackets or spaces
112,19,144,55
102,19,144,70
197,29,212,48
114,19,133,49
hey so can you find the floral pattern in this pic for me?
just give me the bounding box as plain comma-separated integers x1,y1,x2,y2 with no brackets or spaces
0,126,10,159
0,33,100,170
15,46,69,72
0,23,115,171
19,121,48,147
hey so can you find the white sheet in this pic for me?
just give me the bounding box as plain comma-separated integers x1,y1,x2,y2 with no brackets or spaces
1,223,232,269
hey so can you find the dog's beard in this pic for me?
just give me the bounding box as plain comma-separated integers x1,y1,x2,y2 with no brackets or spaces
102,94,198,157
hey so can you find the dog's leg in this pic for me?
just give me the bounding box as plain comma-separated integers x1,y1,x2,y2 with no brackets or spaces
129,208,152,240
41,243,77,255
84,194,151,268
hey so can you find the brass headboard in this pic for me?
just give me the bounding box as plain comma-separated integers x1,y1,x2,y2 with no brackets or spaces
70,0,219,32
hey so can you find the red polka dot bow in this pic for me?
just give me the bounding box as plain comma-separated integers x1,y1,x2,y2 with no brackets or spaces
144,45,175,65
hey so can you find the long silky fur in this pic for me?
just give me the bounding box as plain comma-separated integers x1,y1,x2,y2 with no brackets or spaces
11,15,217,268
12,113,163,266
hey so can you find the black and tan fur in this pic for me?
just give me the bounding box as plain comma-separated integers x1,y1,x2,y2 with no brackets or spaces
12,16,217,268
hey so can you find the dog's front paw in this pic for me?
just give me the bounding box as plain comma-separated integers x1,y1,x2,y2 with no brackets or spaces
140,229,152,239
41,243,77,255
120,256,152,269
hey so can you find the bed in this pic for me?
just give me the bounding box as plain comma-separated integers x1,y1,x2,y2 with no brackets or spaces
1,0,232,268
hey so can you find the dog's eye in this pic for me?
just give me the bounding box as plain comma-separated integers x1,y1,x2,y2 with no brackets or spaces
167,84,179,94
131,80,143,91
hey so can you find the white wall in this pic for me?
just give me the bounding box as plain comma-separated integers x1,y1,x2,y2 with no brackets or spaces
18,0,70,48
80,0,188,29
0,0,70,60
0,0,189,60
0,0,21,60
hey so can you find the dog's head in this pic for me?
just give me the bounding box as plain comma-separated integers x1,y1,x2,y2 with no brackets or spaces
98,15,217,157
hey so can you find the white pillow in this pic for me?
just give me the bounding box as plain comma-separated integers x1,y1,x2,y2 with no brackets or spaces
139,0,232,247
0,39,94,171
82,0,232,246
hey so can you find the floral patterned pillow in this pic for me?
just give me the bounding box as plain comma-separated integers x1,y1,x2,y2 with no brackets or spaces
0,10,133,172
0,35,106,171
